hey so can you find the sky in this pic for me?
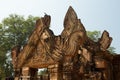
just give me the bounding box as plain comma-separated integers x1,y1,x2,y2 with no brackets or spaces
0,0,120,53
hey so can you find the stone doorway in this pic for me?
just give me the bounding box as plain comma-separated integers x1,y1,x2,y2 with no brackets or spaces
37,68,49,80
18,68,49,80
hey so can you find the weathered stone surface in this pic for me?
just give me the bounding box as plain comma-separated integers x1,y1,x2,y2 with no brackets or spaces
11,6,120,80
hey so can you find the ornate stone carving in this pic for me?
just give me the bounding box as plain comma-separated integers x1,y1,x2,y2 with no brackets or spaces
11,6,119,80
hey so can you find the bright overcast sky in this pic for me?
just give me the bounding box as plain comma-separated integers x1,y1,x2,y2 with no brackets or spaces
0,0,120,53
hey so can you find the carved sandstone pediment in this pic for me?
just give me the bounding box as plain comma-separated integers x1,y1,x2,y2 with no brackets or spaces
11,6,113,70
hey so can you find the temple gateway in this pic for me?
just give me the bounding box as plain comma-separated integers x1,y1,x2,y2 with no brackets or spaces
11,6,120,80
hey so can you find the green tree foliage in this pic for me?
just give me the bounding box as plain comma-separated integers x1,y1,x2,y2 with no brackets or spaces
2,14,39,47
87,30,101,42
0,14,39,79
87,30,116,54
108,47,116,54
38,69,48,75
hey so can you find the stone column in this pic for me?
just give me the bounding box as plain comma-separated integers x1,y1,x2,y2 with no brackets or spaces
14,69,21,80
21,67,31,80
30,68,38,80
48,64,63,80
63,62,73,80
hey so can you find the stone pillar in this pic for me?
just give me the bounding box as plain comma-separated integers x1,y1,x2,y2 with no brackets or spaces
48,64,63,80
63,63,73,80
14,69,21,80
30,68,38,80
21,67,31,80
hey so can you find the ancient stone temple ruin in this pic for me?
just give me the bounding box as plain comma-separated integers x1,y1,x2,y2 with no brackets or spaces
11,6,120,80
